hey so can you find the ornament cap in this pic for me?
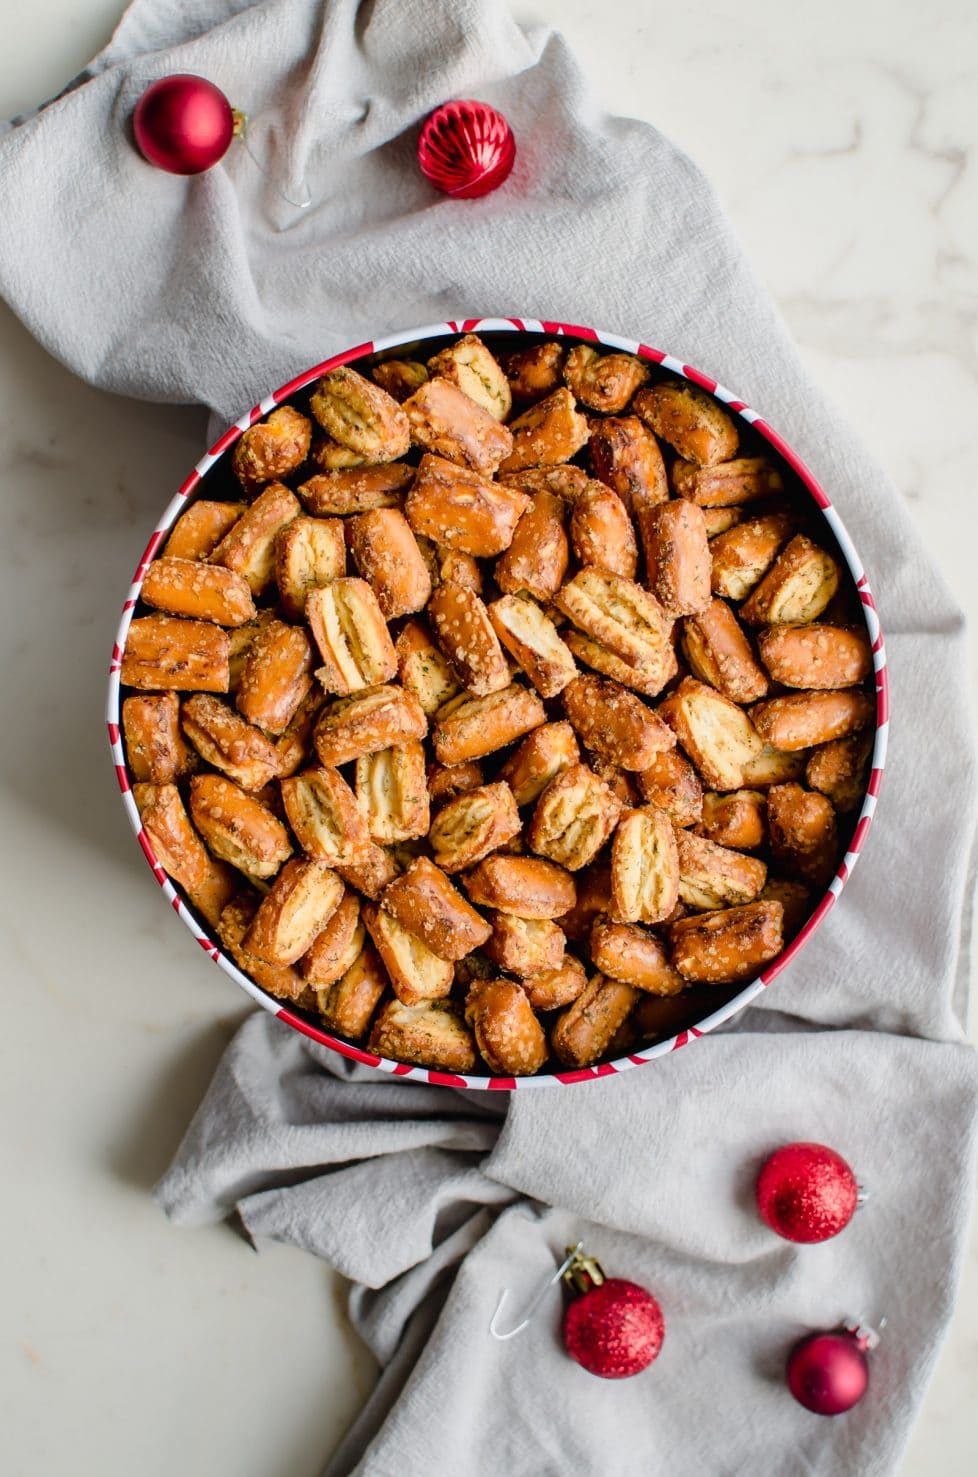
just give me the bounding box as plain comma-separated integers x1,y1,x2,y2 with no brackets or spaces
562,1244,606,1296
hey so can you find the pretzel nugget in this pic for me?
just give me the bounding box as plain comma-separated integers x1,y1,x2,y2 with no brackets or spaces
428,582,509,697
231,404,311,493
805,731,873,813
133,782,209,892
463,855,577,919
590,920,685,996
562,628,677,698
306,578,397,695
563,344,650,412
529,763,623,872
633,380,739,466
658,677,765,791
122,615,230,693
335,839,399,900
210,482,301,595
426,334,512,422
356,741,430,844
495,490,570,602
165,501,247,561
759,878,812,938
695,790,767,851
750,689,874,751
521,954,588,1010
551,974,640,1067
381,856,491,961
185,853,238,929
362,903,454,1005
309,366,410,462
280,766,371,867
703,507,743,538
563,673,674,771
368,998,477,1073
670,900,784,984
639,499,711,617
189,774,293,879
756,623,872,690
498,465,588,501
710,512,793,601
609,807,680,924
403,376,514,474
503,342,566,404
275,516,346,620
346,507,432,620
299,889,364,985
123,691,195,784
588,414,669,515
555,863,612,942
682,599,770,704
740,534,840,626
671,456,782,507
570,481,638,578
738,743,808,788
488,595,577,699
498,721,580,807
371,358,428,401
766,783,839,890
315,941,387,1039
273,685,323,778
396,620,461,715
243,859,345,965
235,619,314,735
484,913,566,977
555,567,674,674
466,978,547,1076
674,829,767,912
432,683,546,766
314,685,427,766
499,388,590,473
308,437,366,472
297,464,414,515
428,782,521,873
218,894,309,1005
181,693,281,790
406,454,529,558
636,749,703,827
427,759,486,805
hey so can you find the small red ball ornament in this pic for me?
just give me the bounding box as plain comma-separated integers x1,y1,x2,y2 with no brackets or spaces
133,75,237,175
561,1248,664,1379
786,1323,878,1415
418,100,516,199
756,1141,860,1243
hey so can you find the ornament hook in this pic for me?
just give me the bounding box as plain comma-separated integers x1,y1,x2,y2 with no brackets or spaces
489,1242,584,1341
234,111,312,210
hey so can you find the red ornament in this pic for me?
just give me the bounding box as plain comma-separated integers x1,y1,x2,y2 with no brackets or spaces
418,100,516,199
133,75,237,176
560,1248,664,1379
756,1141,859,1243
786,1323,877,1415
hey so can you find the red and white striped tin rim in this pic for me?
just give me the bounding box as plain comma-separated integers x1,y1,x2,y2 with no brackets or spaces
107,318,888,1090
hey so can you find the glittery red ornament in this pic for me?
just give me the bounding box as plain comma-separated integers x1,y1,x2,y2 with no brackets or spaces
133,75,237,175
756,1141,859,1243
562,1259,665,1379
786,1324,875,1415
418,100,516,199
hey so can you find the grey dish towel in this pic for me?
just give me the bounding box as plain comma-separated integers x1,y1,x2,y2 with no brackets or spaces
3,1,976,1473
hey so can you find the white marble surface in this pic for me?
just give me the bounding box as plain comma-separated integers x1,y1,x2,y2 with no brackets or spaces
1,2,975,1474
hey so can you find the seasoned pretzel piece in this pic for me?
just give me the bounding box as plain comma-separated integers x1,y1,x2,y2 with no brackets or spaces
165,500,247,561
362,903,454,1005
759,878,812,937
484,913,566,977
381,856,491,961
806,731,873,813
314,685,427,766
682,599,770,704
710,512,793,601
133,782,209,892
562,628,677,698
499,388,590,473
122,615,230,693
488,594,577,699
639,499,711,617
503,342,566,404
428,582,509,696
585,760,641,812
556,863,612,941
529,763,624,871
218,894,310,1005
243,859,344,965
309,366,410,463
189,774,293,879
521,954,588,1010
766,783,839,890
570,481,638,578
430,548,483,592
403,377,514,475
236,620,314,735
306,578,398,695
588,414,669,515
465,978,548,1076
405,454,530,559
298,464,414,515
316,941,387,1038
368,998,477,1073
670,900,784,984
462,855,577,919
432,684,546,766
123,691,195,784
495,490,570,601
740,534,840,626
225,611,276,693
636,748,704,827
426,334,512,422
346,507,432,620
555,567,674,675
231,404,311,493
756,624,872,690
186,853,239,929
658,677,766,791
498,721,580,807
703,507,743,538
739,743,808,788
750,689,874,751
395,620,461,716
498,464,589,501
428,781,521,872
633,380,739,465
335,839,399,900
299,889,364,985
280,766,371,867
671,456,782,507
209,482,301,596
590,920,685,996
695,790,767,851
563,673,675,771
551,974,640,1067
308,437,366,472
371,358,428,401
356,742,430,844
427,759,485,805
273,685,323,778
275,516,346,620
181,693,282,790
610,807,680,924
563,345,650,413
674,829,767,911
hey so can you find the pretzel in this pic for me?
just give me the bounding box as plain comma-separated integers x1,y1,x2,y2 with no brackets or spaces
235,619,314,735
122,615,230,693
766,783,839,889
362,902,454,1005
609,807,680,924
462,854,576,920
738,744,807,789
394,620,461,716
496,721,579,808
805,731,873,813
562,345,649,413
380,856,491,961
555,567,674,675
554,862,612,941
243,859,345,965
181,692,282,790
756,623,872,690
297,464,414,515
406,454,529,557
658,677,767,791
311,685,426,769
583,756,639,810
133,782,209,893
223,610,274,693
590,920,685,996
275,515,346,619
759,878,812,938
423,781,518,874
671,455,782,507
503,342,566,404
231,404,312,493
561,628,677,698
670,900,784,984
710,512,794,601
273,685,324,778
740,534,840,626
682,598,770,704
335,839,399,900
529,763,624,871
189,774,293,879
428,582,509,696
426,334,512,422
343,507,431,620
695,789,767,851
315,940,388,1039
633,380,739,466
588,414,669,515
562,673,675,771
217,893,310,1005
570,481,638,578
499,388,590,473
703,507,743,538
635,748,703,827
403,376,514,475
639,499,711,617
123,691,196,784
494,490,570,601
431,683,545,766
356,741,430,844
280,765,372,867
483,913,566,977
464,978,548,1076
488,594,577,699
306,578,398,694
371,358,428,402
309,366,410,462
164,500,247,561
308,437,366,472
674,829,767,911
185,853,239,928
750,688,874,751
210,482,301,595
551,974,640,1067
368,998,477,1072
520,954,588,1010
429,547,483,592
427,759,485,806
298,889,364,985
498,464,588,501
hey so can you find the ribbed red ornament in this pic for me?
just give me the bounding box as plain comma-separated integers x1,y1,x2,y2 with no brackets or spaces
786,1328,871,1415
756,1141,859,1243
563,1278,665,1379
417,100,516,199
133,74,236,176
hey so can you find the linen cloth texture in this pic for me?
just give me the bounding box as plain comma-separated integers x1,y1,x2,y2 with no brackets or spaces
2,1,975,1473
